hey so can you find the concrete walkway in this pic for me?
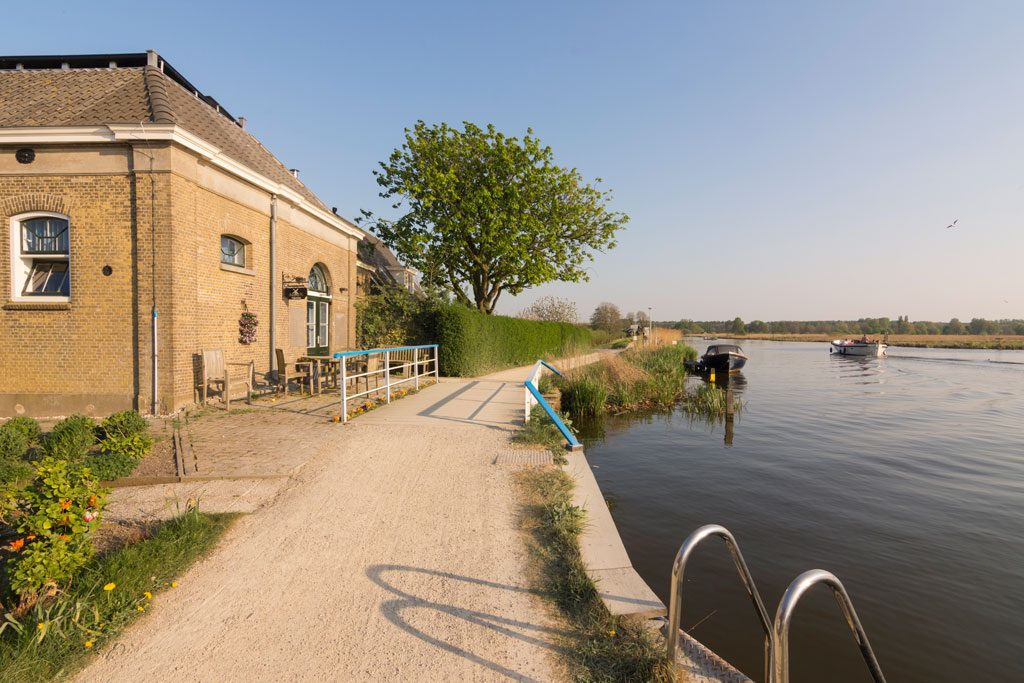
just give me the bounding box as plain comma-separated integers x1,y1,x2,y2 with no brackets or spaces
78,375,563,682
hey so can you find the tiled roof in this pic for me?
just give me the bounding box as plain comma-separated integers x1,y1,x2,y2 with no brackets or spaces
0,68,150,126
0,64,328,211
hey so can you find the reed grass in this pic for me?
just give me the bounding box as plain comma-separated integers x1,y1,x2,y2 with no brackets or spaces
682,383,742,419
558,345,696,421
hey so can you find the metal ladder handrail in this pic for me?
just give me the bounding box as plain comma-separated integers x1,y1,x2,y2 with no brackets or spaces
667,524,773,681
772,569,887,683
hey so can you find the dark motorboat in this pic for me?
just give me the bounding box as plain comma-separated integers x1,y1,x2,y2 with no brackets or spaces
699,344,748,373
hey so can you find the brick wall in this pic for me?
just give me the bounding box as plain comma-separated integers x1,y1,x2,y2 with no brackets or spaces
0,143,359,416
0,158,138,416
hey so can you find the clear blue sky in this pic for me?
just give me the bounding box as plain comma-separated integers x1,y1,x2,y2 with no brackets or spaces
9,1,1023,322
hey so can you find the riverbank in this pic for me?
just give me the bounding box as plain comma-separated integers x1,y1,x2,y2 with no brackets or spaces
730,332,1024,349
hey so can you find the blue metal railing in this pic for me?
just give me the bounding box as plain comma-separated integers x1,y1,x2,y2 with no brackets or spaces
333,344,440,422
523,359,582,451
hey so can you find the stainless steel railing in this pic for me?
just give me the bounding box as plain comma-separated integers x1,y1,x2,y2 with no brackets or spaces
667,524,888,683
666,524,773,681
771,570,887,683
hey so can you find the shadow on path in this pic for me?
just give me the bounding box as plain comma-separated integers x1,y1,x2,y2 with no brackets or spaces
366,564,569,681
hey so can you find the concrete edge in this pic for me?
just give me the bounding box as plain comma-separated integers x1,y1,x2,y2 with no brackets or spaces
562,448,666,619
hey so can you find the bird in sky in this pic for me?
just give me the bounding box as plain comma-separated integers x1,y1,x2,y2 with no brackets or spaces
946,219,958,229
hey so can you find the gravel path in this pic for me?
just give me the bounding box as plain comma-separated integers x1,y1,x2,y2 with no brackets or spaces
77,378,562,682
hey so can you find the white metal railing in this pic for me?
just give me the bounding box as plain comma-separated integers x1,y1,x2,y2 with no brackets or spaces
523,359,582,451
334,344,439,423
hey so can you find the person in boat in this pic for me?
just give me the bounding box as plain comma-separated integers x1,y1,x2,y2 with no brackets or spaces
860,334,871,343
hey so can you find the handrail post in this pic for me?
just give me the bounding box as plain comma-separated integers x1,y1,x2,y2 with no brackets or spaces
667,525,773,683
384,351,391,403
340,356,348,423
433,344,440,380
772,570,886,683
414,347,419,390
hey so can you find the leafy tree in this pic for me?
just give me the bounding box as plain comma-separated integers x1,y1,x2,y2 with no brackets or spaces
591,302,623,334
361,121,628,313
519,296,578,323
676,319,705,334
943,318,964,334
730,317,746,335
356,286,432,348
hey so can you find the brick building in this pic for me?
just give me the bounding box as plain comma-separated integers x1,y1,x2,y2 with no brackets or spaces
0,51,368,417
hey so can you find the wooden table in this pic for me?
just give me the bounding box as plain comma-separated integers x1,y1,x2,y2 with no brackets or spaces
299,355,340,394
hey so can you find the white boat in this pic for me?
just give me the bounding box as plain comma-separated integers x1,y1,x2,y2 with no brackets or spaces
830,339,887,357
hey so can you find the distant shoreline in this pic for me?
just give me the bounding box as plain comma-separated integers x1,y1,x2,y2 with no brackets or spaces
690,333,1024,350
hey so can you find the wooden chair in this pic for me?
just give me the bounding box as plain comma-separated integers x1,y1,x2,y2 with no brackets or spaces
275,349,315,396
199,350,253,408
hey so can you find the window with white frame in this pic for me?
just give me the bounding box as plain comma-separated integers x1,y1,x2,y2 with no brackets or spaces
220,235,246,267
10,213,71,300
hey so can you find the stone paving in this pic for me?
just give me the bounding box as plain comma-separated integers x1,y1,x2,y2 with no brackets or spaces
179,376,437,479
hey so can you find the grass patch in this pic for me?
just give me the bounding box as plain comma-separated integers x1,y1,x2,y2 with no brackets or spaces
0,510,239,682
558,345,697,421
517,468,675,682
514,405,569,464
560,375,608,419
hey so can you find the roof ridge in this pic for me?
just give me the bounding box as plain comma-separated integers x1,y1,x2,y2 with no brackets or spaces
142,66,175,124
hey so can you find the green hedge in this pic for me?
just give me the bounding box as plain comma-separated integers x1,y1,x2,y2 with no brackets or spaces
432,305,592,376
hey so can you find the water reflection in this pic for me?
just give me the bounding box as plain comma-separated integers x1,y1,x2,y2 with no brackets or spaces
584,339,1024,683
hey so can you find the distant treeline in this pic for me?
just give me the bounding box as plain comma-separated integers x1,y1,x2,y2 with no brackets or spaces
672,316,1024,336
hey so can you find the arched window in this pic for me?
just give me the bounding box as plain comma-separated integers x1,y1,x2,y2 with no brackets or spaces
220,235,247,267
10,212,71,300
308,264,328,293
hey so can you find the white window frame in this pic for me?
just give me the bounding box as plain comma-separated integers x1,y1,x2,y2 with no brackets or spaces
9,211,71,303
306,300,316,348
318,300,329,347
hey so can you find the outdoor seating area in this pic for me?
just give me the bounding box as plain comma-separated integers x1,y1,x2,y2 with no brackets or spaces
194,345,440,410
198,349,254,408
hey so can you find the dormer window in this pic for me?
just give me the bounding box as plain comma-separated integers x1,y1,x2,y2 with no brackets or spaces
10,213,71,300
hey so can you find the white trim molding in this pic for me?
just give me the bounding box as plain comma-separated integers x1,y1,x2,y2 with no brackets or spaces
8,210,72,303
0,125,364,242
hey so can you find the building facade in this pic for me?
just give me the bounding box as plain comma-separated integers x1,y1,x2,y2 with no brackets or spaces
0,52,363,416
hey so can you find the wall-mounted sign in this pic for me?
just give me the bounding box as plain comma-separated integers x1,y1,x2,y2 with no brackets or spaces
283,275,308,300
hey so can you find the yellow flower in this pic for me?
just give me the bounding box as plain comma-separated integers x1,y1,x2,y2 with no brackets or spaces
143,591,152,600
84,640,94,649
136,606,145,612
171,581,178,588
609,630,616,636
36,623,45,631
103,582,116,591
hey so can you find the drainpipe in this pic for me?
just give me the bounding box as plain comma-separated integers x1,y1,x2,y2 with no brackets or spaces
269,195,278,377
152,306,158,414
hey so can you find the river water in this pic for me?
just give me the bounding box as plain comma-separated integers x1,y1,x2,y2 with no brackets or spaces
578,339,1024,683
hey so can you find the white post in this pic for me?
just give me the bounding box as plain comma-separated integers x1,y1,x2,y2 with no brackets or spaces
385,351,391,403
414,348,420,390
433,345,440,381
340,357,348,423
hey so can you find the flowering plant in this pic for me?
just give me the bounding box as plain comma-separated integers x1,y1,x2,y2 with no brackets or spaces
239,312,258,345
1,458,108,600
